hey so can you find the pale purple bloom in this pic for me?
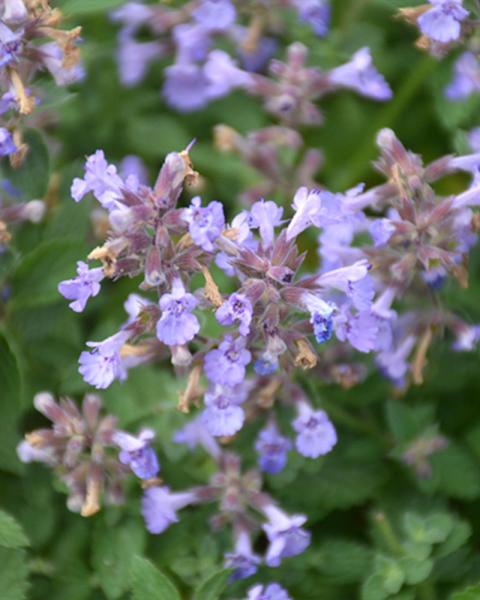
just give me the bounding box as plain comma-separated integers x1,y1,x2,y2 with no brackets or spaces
262,504,311,567
0,23,23,68
112,428,159,479
445,52,480,100
163,63,212,111
347,275,375,311
156,278,200,346
249,199,283,248
255,423,292,474
203,50,252,98
0,90,16,115
371,286,397,320
418,0,468,44
247,583,292,600
79,330,130,389
369,218,396,247
116,29,162,87
422,266,447,289
452,324,480,351
17,440,55,465
2,0,28,24
236,31,277,72
110,2,153,27
123,293,151,323
292,404,337,458
216,293,253,336
71,150,124,204
204,336,251,386
254,355,279,375
192,0,236,31
328,47,392,100
303,293,335,343
377,334,416,384
184,196,225,252
119,155,148,187
225,530,261,580
173,415,221,460
335,309,379,353
142,486,197,534
293,0,330,37
58,261,104,313
173,23,210,63
201,384,248,437
40,42,85,85
468,128,480,152
0,127,16,156
286,187,322,240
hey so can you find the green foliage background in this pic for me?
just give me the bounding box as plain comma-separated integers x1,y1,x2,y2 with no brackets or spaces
2,0,480,598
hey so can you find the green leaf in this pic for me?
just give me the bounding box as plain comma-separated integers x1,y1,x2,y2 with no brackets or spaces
0,548,29,600
385,400,434,444
2,129,50,200
403,512,453,546
361,573,389,600
0,511,28,549
194,569,231,600
10,238,87,309
450,583,480,600
60,0,126,16
427,445,480,500
399,556,433,585
130,556,181,600
92,519,146,600
374,554,405,595
0,333,23,473
436,520,472,559
316,539,373,584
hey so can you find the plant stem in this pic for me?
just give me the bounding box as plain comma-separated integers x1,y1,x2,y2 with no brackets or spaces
372,511,404,556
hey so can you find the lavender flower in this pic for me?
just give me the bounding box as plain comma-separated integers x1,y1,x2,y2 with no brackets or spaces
142,486,198,534
71,150,124,204
112,428,159,479
204,336,252,386
445,52,480,100
293,0,330,37
0,127,16,156
328,47,393,100
192,0,236,31
116,29,162,87
224,529,261,580
417,0,468,44
255,423,292,474
216,293,253,336
79,330,130,389
58,261,104,313
292,404,337,458
184,196,225,252
262,504,311,567
201,384,248,437
156,278,200,346
246,583,292,600
249,199,284,248
173,415,221,461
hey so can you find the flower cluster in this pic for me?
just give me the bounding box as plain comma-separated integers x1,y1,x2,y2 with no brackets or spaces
0,0,83,163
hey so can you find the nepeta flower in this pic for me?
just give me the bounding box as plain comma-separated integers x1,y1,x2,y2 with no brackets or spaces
216,293,253,336
249,199,284,248
255,423,292,474
0,22,23,68
71,150,124,204
328,47,392,100
58,261,104,313
417,0,468,44
79,330,130,389
112,428,159,479
2,0,28,24
156,278,200,346
173,415,221,461
192,0,236,31
116,29,162,87
445,52,480,100
40,42,84,85
292,404,337,458
377,334,416,385
184,196,225,252
204,336,252,386
262,505,311,567
303,293,335,343
0,127,16,156
201,384,248,436
225,529,261,580
142,486,198,534
203,50,252,98
293,0,330,37
163,63,212,112
246,583,292,600
334,308,380,353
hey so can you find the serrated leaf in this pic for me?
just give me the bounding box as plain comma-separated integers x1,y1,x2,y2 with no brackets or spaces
92,519,146,600
0,548,29,600
0,511,28,549
194,569,231,600
10,238,87,309
450,583,480,600
1,129,50,200
130,556,181,600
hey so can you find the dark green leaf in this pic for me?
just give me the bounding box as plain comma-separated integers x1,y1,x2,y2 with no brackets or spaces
130,556,181,600
194,569,231,600
0,511,28,549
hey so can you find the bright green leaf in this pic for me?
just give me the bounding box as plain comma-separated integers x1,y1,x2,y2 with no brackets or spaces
130,556,181,600
0,548,29,600
450,583,480,600
0,511,28,549
194,569,231,600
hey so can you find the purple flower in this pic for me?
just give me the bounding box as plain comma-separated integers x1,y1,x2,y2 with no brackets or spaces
112,428,159,479
156,279,200,346
163,63,212,112
293,0,330,37
216,293,253,336
201,384,248,436
335,309,380,353
192,0,236,31
225,530,261,580
79,330,130,389
255,423,292,474
2,0,28,24
468,128,480,152
452,323,480,351
303,293,336,344
445,52,480,100
40,42,85,85
204,336,251,386
0,127,16,157
254,356,279,375
262,505,311,567
376,334,416,385
173,415,221,460
110,2,153,27
173,23,211,63
0,23,23,68
249,199,283,248
418,0,468,43
184,196,225,252
292,404,337,458
71,150,124,204
203,50,252,98
142,486,197,534
247,583,292,600
328,47,392,100
369,218,396,247
287,187,322,240
58,261,104,313
116,29,162,87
